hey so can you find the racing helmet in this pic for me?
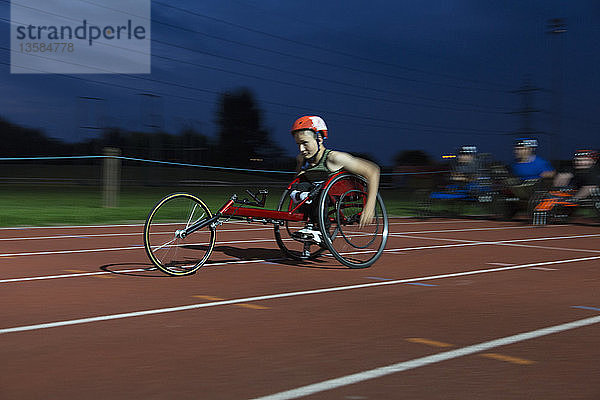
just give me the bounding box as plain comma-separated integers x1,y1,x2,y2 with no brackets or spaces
291,116,328,139
515,138,538,150
458,145,477,154
574,149,599,161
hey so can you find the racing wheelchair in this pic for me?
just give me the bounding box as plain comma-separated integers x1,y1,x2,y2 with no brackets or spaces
143,172,389,276
529,189,600,225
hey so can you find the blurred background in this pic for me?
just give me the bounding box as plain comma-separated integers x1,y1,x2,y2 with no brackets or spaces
1,0,599,225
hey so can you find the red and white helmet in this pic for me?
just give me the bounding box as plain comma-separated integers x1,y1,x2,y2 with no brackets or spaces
291,116,328,139
574,149,599,161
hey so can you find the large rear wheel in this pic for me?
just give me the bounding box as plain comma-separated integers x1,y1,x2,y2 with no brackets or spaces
318,173,388,268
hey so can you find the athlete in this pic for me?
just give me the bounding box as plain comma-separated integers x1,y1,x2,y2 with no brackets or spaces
289,116,380,243
553,150,600,202
450,145,479,183
512,138,555,181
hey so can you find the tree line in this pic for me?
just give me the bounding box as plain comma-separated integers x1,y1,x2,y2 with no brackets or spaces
1,87,434,170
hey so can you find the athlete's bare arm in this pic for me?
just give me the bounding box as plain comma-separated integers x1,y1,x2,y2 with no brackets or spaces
326,151,380,227
541,170,556,179
553,172,573,187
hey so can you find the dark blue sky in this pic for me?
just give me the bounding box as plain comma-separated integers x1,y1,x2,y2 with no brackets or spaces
2,0,599,165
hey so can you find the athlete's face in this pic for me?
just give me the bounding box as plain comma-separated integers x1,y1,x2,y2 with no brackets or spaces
514,146,531,162
574,155,594,170
294,130,321,159
457,153,474,164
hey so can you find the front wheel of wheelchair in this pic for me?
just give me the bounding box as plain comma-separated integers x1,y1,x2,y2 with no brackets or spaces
491,192,518,221
144,193,216,276
274,189,325,260
317,173,389,269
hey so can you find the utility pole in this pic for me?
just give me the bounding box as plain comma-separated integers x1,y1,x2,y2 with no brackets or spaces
506,76,545,155
547,18,567,162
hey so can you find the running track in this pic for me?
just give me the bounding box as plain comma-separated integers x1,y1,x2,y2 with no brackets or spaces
1,218,599,399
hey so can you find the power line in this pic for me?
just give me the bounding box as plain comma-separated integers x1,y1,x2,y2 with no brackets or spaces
153,0,513,90
231,0,518,84
45,0,511,94
1,52,508,136
152,37,510,113
1,10,510,115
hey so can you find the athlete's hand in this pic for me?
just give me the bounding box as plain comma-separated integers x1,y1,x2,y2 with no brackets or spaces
359,205,375,227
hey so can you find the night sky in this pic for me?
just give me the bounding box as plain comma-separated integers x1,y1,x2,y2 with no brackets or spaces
1,0,599,166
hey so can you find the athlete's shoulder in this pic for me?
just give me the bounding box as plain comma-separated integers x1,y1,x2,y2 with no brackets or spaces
326,150,351,162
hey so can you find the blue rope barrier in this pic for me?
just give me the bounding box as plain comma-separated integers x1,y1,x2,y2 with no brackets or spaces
0,155,448,176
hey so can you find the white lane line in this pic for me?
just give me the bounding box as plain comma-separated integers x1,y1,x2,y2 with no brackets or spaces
0,221,517,242
1,255,599,334
0,245,145,258
0,258,286,283
500,242,600,254
0,226,575,258
1,232,597,281
249,315,600,400
390,224,561,236
394,233,600,254
0,227,275,242
0,221,271,231
487,263,515,266
0,219,493,231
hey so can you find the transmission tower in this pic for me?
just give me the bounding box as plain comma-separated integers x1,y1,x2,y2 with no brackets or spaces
547,17,567,162
506,76,545,153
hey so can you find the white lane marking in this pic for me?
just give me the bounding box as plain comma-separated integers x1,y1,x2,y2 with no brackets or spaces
1,231,597,281
390,224,561,236
0,227,275,242
0,219,492,231
0,221,268,231
1,255,599,334
249,315,600,400
0,258,284,283
529,267,558,271
500,242,600,254
0,227,581,259
395,233,600,254
487,263,515,266
0,223,147,230
0,221,517,242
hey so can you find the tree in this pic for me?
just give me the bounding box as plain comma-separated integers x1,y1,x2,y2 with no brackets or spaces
393,150,432,166
215,88,281,167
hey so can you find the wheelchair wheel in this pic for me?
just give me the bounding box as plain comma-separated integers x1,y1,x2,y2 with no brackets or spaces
274,189,325,260
549,203,571,224
591,193,600,221
317,173,388,269
144,193,215,276
491,192,518,221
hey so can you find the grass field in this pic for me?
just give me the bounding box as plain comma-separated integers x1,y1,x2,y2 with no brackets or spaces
0,185,415,227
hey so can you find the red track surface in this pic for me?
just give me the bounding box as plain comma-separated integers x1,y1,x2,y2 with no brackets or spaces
1,218,599,399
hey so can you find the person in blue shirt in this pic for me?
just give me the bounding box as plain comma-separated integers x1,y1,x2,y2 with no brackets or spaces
493,138,555,220
512,138,555,181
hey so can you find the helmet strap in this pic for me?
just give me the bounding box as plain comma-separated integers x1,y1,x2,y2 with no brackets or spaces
305,134,324,164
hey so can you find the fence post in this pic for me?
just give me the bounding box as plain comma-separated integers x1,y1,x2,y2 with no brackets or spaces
102,147,121,208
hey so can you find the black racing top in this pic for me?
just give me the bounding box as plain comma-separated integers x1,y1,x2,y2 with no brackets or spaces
299,148,343,183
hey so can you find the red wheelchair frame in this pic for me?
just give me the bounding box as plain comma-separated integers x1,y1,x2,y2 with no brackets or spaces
530,189,594,225
143,171,389,276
